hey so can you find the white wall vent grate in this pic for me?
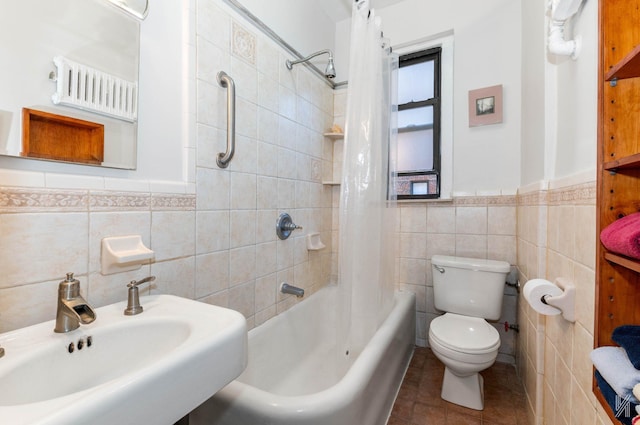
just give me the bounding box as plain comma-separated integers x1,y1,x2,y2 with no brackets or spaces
51,56,138,122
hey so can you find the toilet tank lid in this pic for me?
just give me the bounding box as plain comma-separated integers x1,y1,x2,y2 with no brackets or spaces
431,255,510,273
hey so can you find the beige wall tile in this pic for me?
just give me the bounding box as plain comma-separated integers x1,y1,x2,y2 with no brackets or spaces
0,213,89,287
455,206,487,235
150,257,196,299
455,234,487,259
426,233,455,259
255,241,277,277
400,232,428,259
488,206,516,235
488,234,517,264
575,205,596,269
196,210,230,253
400,205,427,233
230,210,256,248
516,184,602,425
229,280,255,319
151,211,196,261
0,279,61,332
195,251,229,298
229,245,256,287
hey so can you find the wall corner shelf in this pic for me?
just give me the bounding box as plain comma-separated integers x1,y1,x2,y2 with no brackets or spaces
323,132,344,140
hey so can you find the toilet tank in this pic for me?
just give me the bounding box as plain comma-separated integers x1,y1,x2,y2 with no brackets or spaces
431,255,510,321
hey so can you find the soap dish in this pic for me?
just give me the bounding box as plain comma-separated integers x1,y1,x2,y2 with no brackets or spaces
306,233,326,251
101,235,154,275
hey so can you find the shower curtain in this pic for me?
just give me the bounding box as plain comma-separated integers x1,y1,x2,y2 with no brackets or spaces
339,0,398,355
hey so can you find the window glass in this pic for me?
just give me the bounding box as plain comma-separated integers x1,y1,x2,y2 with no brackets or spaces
397,129,434,171
397,60,434,104
398,106,433,129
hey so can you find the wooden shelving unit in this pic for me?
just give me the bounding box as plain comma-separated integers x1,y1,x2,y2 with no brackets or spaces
595,1,640,422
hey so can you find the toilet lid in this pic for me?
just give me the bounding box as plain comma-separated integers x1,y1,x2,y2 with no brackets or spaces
430,313,500,354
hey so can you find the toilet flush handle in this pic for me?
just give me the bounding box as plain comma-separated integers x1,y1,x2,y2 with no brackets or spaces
434,265,445,273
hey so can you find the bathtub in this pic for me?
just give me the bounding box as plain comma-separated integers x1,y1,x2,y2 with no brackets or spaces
189,285,416,425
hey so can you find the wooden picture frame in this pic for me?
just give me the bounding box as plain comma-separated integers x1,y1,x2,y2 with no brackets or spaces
468,85,503,127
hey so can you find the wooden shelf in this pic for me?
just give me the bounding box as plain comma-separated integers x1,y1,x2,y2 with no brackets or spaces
603,153,640,170
323,132,344,140
21,108,104,165
604,252,640,273
322,181,341,186
605,44,640,81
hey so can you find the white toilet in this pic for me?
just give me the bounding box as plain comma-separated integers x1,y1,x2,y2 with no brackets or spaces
428,255,510,410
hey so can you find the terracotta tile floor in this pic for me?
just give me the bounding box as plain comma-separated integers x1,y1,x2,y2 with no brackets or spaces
388,347,528,425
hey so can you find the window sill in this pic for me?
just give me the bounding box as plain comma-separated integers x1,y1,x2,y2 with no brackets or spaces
397,197,453,204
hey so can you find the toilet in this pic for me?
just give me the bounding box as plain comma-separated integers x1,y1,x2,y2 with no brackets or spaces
428,255,510,410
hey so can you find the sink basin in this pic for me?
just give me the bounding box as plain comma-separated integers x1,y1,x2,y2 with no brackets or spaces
0,295,247,425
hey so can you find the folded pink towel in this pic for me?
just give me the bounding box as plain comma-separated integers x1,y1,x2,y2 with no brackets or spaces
600,212,640,260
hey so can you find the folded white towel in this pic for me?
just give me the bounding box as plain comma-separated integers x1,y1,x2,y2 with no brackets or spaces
591,346,640,404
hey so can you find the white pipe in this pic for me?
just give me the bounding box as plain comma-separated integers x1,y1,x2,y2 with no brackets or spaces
548,19,581,59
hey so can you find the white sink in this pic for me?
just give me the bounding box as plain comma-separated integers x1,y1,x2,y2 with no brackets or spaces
0,295,248,425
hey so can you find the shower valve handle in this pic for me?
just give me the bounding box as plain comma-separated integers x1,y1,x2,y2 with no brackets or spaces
276,213,302,240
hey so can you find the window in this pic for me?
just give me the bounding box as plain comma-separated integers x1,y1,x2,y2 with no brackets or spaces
394,47,441,199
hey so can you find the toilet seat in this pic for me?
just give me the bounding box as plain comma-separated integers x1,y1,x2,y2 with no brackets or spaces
429,313,500,354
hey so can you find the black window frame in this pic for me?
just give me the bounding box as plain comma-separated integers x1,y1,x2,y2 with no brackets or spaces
395,47,442,200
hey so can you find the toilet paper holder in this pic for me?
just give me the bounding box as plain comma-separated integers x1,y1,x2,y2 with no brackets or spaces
524,277,576,322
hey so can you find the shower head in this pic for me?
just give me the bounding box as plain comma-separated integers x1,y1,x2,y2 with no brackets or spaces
286,49,336,79
324,57,336,79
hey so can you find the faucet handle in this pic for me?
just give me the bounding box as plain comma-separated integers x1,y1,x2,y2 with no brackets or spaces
124,276,155,316
127,275,156,288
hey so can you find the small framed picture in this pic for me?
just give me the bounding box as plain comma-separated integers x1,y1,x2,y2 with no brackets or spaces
468,85,503,127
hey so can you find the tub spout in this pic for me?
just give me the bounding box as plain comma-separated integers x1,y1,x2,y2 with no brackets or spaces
54,273,96,333
281,283,304,298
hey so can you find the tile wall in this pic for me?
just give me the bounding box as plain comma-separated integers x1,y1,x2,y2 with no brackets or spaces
395,197,519,360
0,0,334,333
194,0,334,328
331,89,519,360
517,180,614,425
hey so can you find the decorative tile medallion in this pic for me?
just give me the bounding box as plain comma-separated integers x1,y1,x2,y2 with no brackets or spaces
232,22,256,65
311,159,322,182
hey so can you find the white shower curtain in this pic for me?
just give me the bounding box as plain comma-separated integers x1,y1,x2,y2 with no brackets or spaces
338,0,398,355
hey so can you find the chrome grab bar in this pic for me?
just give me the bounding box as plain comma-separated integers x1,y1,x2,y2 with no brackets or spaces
216,71,236,168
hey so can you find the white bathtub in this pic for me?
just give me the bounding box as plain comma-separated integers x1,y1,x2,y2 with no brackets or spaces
189,285,416,425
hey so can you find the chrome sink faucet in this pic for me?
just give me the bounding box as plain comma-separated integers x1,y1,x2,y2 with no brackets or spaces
54,273,96,333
